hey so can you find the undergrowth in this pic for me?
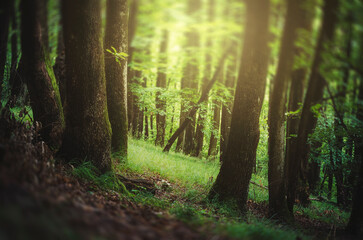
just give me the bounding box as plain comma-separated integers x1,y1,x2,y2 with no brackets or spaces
70,139,351,240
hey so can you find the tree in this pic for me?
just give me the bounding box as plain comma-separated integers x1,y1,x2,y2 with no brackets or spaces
194,0,215,157
20,0,64,148
127,0,139,131
0,0,10,96
155,30,169,146
209,0,271,213
176,0,201,154
286,0,339,212
60,0,112,172
267,0,303,221
105,0,128,159
220,1,239,157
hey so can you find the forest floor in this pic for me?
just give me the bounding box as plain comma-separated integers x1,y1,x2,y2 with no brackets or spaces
0,109,358,240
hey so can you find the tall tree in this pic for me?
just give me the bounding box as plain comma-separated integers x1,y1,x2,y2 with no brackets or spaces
220,2,239,157
286,0,339,212
194,0,215,157
127,0,139,131
176,0,201,154
20,0,64,148
104,0,128,159
155,30,169,146
0,0,10,96
209,0,271,213
60,0,112,172
285,0,315,205
267,0,302,221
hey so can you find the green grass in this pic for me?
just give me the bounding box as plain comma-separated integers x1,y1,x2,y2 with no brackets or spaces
71,139,351,240
127,138,269,203
127,138,220,189
295,201,350,227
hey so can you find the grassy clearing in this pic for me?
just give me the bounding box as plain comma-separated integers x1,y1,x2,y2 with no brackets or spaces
123,139,306,239
126,138,269,203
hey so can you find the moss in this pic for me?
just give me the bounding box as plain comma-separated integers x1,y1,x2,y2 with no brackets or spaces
44,47,65,128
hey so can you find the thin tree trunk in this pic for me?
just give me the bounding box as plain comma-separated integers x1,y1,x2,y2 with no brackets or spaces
286,0,339,212
127,0,139,131
145,107,149,140
208,0,271,214
155,30,169,146
347,67,363,234
104,0,128,159
194,0,215,158
21,0,64,148
268,0,302,221
163,51,228,153
60,0,112,172
53,20,66,105
179,0,201,155
0,0,10,96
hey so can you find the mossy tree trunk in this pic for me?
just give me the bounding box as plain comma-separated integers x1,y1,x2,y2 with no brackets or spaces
286,0,339,212
267,0,302,221
20,0,64,148
60,0,112,173
155,30,169,146
104,0,128,159
209,0,271,213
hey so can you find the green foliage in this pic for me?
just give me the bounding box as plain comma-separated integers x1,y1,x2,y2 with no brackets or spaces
72,161,129,194
106,47,128,65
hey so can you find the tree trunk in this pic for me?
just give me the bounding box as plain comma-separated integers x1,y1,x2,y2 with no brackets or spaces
20,0,64,148
284,0,315,206
155,30,169,146
60,0,112,173
286,0,339,212
194,0,215,158
53,21,66,105
208,101,221,158
347,65,363,235
220,2,239,158
209,0,271,214
268,0,302,221
8,0,22,107
0,0,10,96
105,0,128,159
179,0,201,155
127,0,139,131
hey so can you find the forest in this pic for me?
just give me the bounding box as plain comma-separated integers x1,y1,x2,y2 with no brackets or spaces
0,0,363,239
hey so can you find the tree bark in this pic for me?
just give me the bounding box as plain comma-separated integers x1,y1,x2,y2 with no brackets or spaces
105,0,128,159
194,0,215,158
53,20,66,105
268,0,302,221
208,0,271,214
286,0,339,212
60,0,112,172
20,0,64,148
155,30,169,146
0,0,10,96
127,0,139,131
